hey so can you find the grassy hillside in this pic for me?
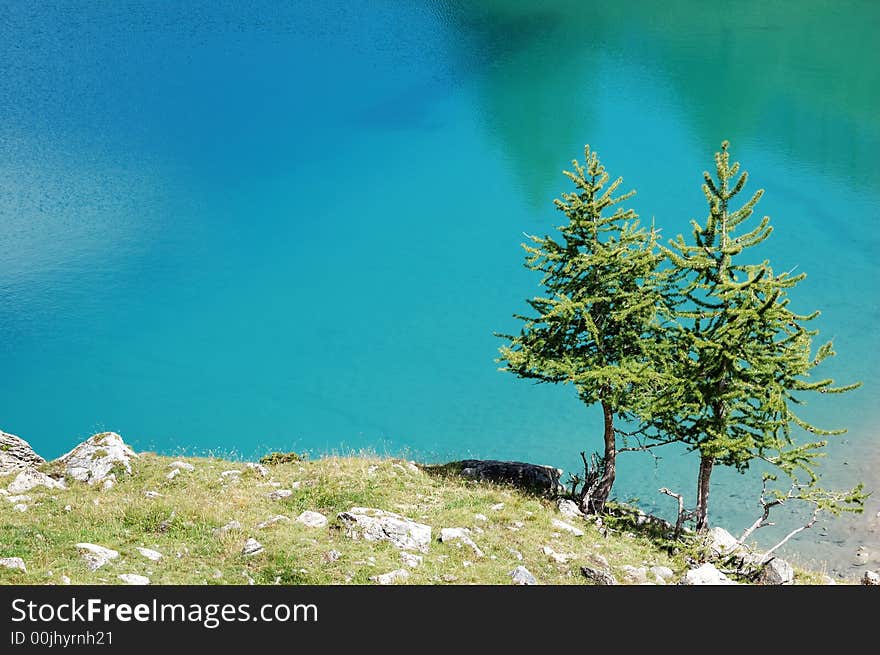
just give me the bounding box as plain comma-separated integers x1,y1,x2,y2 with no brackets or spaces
0,452,828,585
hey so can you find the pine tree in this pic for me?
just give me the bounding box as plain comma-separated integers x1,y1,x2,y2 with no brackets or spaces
658,140,862,531
497,146,665,514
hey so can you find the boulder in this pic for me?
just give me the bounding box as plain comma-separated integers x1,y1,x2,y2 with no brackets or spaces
7,468,66,494
558,499,584,519
706,527,742,559
118,574,150,585
0,557,27,573
0,430,44,476
76,543,119,571
757,557,794,585
448,459,563,496
439,527,484,558
56,432,136,485
510,565,537,585
680,563,737,585
580,566,618,585
296,511,329,529
337,507,432,552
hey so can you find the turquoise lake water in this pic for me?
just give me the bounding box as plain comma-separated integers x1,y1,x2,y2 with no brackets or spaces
1,1,878,574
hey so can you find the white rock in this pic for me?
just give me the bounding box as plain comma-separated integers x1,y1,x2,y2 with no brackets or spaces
400,552,423,568
551,518,584,537
144,491,161,498
118,574,150,585
507,548,523,561
169,461,194,472
242,538,264,556
256,515,290,529
323,550,342,563
707,526,742,558
650,565,674,581
214,520,242,536
13,503,27,512
296,511,328,528
0,557,27,573
246,463,269,477
76,543,120,571
490,503,504,511
221,470,242,478
680,562,737,585
337,507,432,552
757,558,794,585
0,430,45,476
268,489,293,500
510,565,537,585
7,468,66,494
61,575,71,585
862,570,880,586
166,469,180,481
102,475,116,491
6,494,32,503
136,547,163,562
558,499,584,519
370,569,409,585
474,513,488,522
542,545,574,564
620,565,649,584
439,527,485,558
64,505,72,512
0,489,6,495
56,432,136,484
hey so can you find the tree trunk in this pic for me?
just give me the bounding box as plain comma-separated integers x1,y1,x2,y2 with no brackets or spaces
587,401,616,514
695,454,714,532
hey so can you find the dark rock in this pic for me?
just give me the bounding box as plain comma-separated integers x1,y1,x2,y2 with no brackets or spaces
581,566,618,585
443,459,564,496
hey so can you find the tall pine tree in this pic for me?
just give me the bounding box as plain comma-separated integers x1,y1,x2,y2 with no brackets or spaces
658,141,861,531
497,146,665,514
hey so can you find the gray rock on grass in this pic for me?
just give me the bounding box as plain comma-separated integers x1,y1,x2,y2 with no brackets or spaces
7,468,66,494
0,430,44,476
56,432,136,485
439,527,484,558
76,543,119,571
337,507,432,553
510,565,537,585
0,557,27,573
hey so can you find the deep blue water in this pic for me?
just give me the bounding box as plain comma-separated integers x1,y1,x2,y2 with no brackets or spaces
1,1,878,572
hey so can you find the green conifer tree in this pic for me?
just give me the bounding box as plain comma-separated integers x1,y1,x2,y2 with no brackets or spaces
658,141,862,531
497,146,665,514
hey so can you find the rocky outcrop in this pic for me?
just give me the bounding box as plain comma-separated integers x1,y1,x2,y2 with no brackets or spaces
337,507,432,552
680,563,737,585
581,566,618,585
0,430,44,476
445,459,564,496
56,432,137,484
7,468,66,494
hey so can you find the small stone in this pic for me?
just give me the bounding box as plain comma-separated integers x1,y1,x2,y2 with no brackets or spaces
323,550,342,563
64,505,72,512
551,518,584,537
76,543,120,571
581,566,618,585
296,511,328,528
256,515,290,529
268,489,293,500
101,476,116,491
440,527,485,558
13,504,27,512
650,565,674,581
510,565,537,585
0,557,27,573
221,470,242,478
542,545,575,564
214,520,242,537
212,570,223,579
507,521,524,531
166,469,180,481
242,538,264,556
337,507,432,552
169,461,195,472
246,462,269,477
586,553,610,570
61,575,71,585
558,499,584,519
490,503,504,511
400,552,423,568
144,491,161,498
118,574,150,585
6,494,31,503
620,565,649,584
861,570,879,586
441,574,458,583
136,547,163,562
370,569,409,585
507,548,523,561
474,513,488,522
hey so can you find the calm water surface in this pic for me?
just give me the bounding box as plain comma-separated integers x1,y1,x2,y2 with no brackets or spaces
1,1,878,575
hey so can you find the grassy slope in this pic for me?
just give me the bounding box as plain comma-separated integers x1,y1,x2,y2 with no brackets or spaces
0,452,824,585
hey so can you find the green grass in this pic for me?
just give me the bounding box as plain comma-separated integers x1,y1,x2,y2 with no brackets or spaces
0,453,827,585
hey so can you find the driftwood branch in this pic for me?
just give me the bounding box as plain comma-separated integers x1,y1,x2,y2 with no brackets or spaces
659,487,689,539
